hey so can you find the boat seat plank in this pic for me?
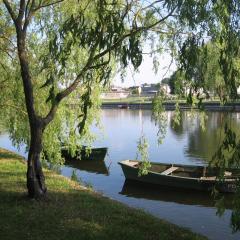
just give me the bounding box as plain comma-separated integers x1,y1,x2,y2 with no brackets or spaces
161,166,179,175
200,176,216,180
224,171,232,176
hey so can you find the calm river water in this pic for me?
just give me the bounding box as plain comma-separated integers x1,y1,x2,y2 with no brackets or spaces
1,109,240,240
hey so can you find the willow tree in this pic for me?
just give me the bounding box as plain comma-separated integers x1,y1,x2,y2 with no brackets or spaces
176,0,240,102
161,0,240,231
0,0,182,198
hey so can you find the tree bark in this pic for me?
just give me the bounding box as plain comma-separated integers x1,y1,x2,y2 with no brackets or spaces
3,0,51,199
15,22,47,199
27,120,47,199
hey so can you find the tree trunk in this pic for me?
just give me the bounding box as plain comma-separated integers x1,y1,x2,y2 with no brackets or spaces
12,18,47,199
27,120,47,199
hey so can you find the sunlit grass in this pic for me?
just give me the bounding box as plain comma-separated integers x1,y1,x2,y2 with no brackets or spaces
0,148,206,240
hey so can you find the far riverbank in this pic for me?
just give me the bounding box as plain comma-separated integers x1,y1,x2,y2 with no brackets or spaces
102,101,240,111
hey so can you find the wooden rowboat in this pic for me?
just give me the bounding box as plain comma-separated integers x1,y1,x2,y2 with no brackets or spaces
61,146,107,161
118,160,240,193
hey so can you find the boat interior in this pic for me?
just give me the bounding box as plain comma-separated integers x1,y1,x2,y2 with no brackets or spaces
149,164,206,178
128,161,240,179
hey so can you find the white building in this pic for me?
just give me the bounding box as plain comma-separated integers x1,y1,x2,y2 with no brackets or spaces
101,86,130,99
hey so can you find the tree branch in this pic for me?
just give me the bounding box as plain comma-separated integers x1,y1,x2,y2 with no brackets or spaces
25,0,31,18
88,53,111,70
43,63,88,125
43,33,100,125
17,0,26,24
43,4,177,125
23,0,36,32
93,6,177,62
3,0,17,23
33,0,65,10
23,0,65,32
142,0,164,11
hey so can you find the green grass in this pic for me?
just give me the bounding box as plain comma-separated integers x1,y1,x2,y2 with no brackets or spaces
102,96,152,103
0,148,207,240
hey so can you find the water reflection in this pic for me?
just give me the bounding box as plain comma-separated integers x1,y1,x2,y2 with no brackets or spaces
120,180,234,209
64,158,110,175
1,109,240,240
182,112,240,163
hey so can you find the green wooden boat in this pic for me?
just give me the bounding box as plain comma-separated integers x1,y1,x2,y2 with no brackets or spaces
118,160,240,193
61,146,107,161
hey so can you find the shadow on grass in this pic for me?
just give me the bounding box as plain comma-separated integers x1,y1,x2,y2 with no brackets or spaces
0,154,206,240
0,187,206,240
0,178,206,240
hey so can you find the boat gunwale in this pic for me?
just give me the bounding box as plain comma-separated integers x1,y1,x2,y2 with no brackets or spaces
118,160,239,182
61,146,108,151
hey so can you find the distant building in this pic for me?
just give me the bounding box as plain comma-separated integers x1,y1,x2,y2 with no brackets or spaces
101,86,130,99
111,86,124,92
128,83,160,96
140,83,159,96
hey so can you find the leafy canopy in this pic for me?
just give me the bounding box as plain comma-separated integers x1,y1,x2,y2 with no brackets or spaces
0,0,180,162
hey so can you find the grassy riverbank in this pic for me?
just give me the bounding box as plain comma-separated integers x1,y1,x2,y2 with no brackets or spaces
102,97,240,105
0,148,206,240
102,96,152,103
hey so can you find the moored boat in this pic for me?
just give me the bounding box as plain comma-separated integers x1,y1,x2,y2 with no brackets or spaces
62,146,107,161
118,160,240,193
